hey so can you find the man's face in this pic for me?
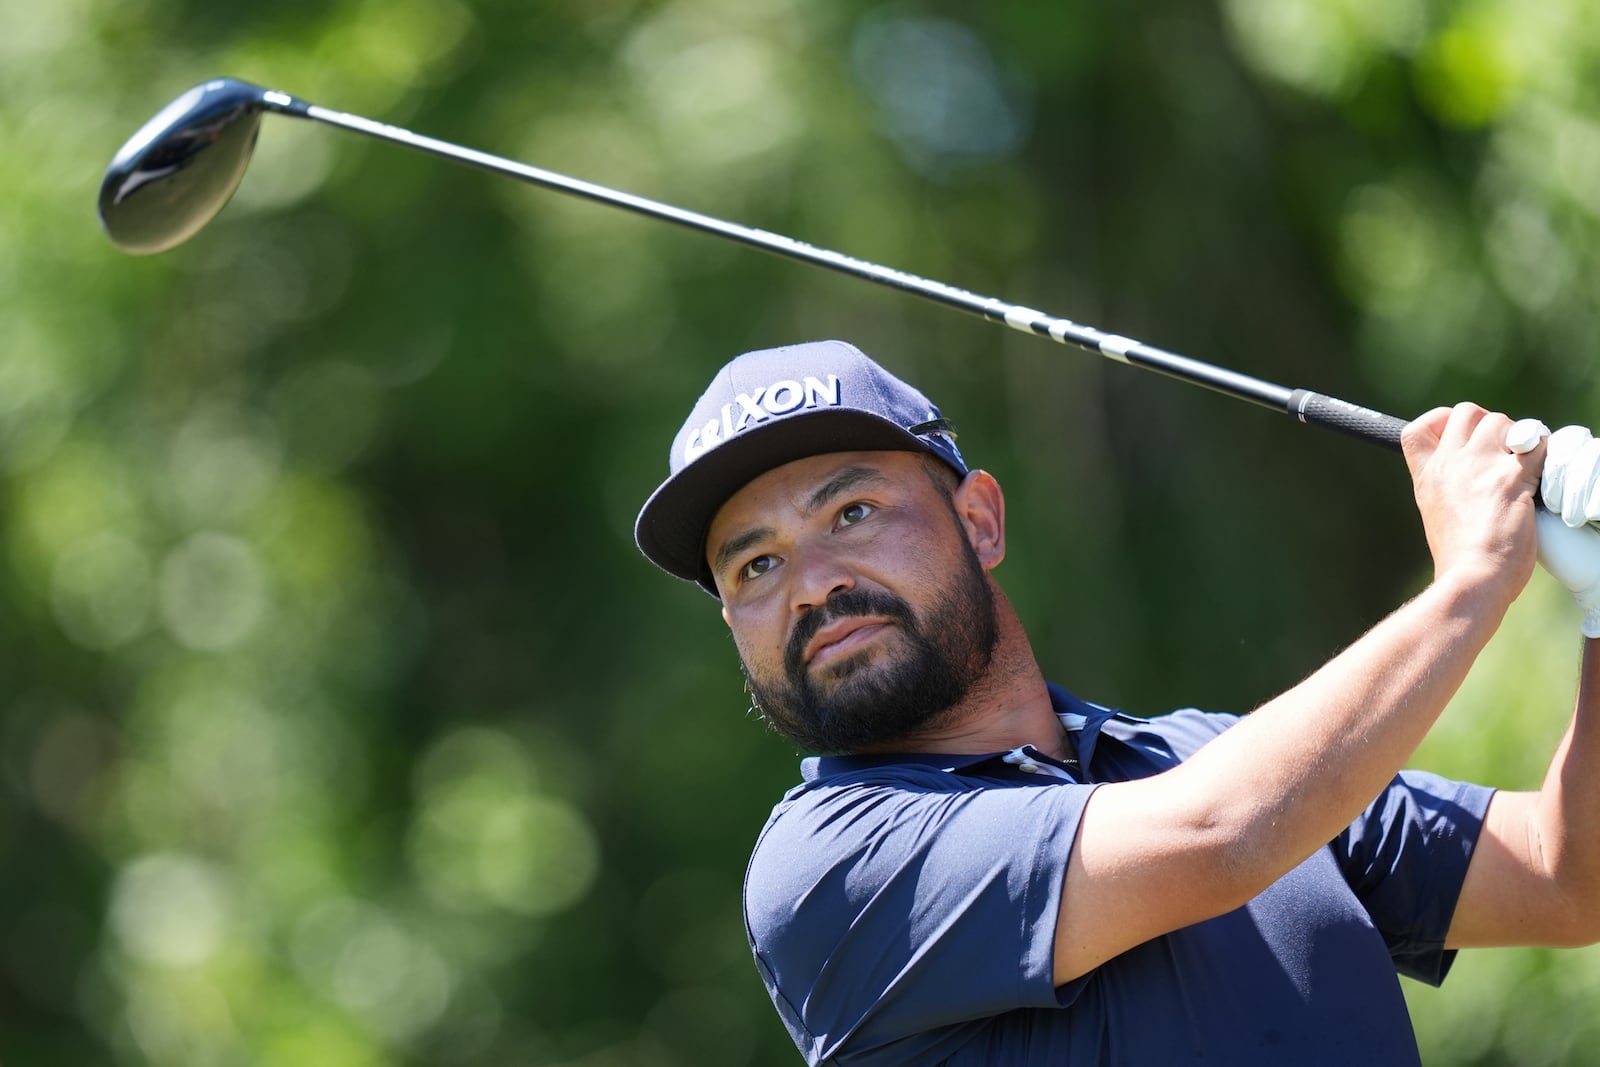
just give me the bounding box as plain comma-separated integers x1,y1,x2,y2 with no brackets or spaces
706,450,998,754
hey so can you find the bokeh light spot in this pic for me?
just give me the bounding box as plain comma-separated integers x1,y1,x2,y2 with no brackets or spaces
291,897,455,1042
168,405,283,524
50,531,153,650
157,532,270,650
410,727,600,916
110,853,228,968
852,13,1033,175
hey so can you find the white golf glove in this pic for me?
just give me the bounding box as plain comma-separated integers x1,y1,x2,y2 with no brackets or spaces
1535,510,1600,638
1540,424,1600,528
1506,418,1600,638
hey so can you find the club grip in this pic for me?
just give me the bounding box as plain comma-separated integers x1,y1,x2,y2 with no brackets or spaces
1287,389,1408,452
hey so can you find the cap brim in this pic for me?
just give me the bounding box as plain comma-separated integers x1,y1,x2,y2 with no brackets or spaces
635,409,951,594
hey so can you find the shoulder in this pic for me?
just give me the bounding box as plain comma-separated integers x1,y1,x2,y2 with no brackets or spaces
1045,682,1240,764
744,763,1090,935
746,765,987,893
1104,706,1241,760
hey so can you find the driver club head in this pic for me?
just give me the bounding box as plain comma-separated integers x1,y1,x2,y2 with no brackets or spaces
98,78,284,255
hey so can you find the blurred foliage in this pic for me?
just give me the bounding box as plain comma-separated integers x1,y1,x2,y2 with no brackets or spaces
3,0,1600,1063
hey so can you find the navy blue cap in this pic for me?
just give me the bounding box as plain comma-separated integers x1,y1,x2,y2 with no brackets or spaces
635,340,968,594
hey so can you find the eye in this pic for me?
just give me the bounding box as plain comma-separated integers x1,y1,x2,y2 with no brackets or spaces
739,554,778,582
837,501,875,528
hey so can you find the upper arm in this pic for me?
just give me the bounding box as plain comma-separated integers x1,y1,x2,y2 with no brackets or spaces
1447,790,1597,948
1053,752,1490,986
1052,711,1275,986
1053,771,1265,985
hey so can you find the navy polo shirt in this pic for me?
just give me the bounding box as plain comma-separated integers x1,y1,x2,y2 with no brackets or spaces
743,684,1494,1065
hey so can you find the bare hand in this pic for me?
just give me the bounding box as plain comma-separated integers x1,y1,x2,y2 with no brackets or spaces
1402,403,1544,605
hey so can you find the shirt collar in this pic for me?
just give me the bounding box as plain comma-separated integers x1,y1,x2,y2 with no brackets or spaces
799,682,1144,782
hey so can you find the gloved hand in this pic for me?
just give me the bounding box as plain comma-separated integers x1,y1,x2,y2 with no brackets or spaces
1535,510,1600,638
1506,418,1600,638
1540,424,1600,528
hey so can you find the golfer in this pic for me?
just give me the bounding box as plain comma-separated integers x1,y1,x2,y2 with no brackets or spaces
634,339,1600,1064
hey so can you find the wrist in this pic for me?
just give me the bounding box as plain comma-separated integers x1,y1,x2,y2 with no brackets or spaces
1426,567,1518,633
1581,609,1600,640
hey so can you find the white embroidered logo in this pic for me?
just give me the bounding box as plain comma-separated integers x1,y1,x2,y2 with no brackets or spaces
682,375,842,463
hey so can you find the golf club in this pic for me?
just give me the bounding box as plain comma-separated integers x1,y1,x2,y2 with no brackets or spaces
100,77,1409,451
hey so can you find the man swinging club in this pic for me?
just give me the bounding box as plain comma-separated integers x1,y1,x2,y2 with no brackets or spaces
633,339,1600,1065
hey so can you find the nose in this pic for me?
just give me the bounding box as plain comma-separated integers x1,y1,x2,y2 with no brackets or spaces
788,543,855,615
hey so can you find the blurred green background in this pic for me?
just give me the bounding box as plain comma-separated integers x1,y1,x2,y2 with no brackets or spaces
5,0,1600,1062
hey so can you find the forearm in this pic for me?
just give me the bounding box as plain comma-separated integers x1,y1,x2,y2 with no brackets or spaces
1063,568,1517,980
1525,639,1600,938
1447,638,1600,948
1167,402,1536,892
1059,403,1543,982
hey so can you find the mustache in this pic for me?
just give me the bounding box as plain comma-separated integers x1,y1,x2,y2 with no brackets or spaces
784,588,916,677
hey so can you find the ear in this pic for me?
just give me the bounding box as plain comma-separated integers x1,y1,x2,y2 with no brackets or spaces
951,469,1006,570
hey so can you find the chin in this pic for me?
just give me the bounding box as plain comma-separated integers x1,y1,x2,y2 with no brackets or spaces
812,643,904,688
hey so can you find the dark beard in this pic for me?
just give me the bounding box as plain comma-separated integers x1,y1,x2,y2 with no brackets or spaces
738,535,998,754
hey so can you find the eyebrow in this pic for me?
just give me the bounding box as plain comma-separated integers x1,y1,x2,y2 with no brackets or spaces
711,525,774,580
806,465,890,514
709,465,892,580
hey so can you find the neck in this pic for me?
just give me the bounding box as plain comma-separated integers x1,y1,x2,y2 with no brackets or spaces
856,586,1067,760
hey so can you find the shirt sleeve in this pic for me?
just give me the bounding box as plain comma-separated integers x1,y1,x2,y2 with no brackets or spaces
744,767,1096,1065
1329,770,1496,985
